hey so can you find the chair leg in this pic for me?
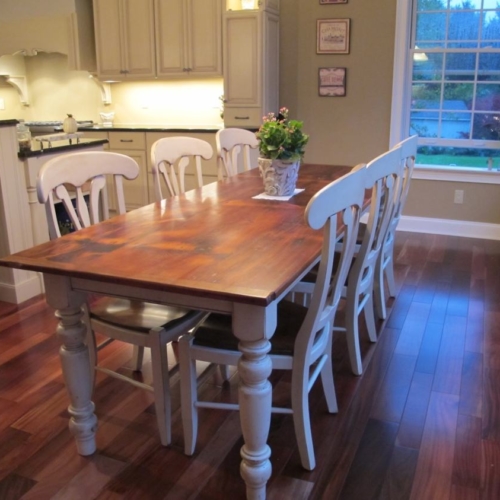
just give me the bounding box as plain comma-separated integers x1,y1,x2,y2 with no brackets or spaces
345,292,363,376
150,329,171,446
84,307,97,393
219,364,230,381
291,370,315,471
385,256,397,298
131,346,145,372
373,256,387,320
364,293,378,343
320,328,338,414
179,335,198,456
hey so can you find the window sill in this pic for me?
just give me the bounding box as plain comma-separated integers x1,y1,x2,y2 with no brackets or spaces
413,165,500,185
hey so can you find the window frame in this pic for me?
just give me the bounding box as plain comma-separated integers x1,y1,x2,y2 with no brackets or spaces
390,0,500,183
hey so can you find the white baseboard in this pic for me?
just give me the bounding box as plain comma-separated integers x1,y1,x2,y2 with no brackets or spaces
399,215,500,241
0,274,43,304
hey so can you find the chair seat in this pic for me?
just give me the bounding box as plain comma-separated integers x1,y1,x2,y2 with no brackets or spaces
90,297,202,333
193,300,308,356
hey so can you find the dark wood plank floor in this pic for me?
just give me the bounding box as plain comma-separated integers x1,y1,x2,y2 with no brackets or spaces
0,230,499,499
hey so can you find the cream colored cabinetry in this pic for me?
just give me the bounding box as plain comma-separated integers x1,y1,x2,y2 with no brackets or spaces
146,132,218,202
84,130,218,210
93,0,156,80
82,130,149,212
155,0,222,77
223,3,279,128
0,0,96,72
108,132,150,210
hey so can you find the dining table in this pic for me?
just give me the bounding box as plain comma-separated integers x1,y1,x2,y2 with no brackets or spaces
0,163,354,499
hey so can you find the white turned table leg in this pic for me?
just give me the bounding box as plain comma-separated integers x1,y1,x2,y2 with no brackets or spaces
238,339,273,500
45,274,97,456
233,303,277,500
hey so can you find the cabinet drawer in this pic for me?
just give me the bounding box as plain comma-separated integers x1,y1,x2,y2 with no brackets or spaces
224,107,261,128
109,132,146,150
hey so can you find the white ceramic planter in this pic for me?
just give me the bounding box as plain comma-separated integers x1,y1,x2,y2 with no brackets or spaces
258,158,300,196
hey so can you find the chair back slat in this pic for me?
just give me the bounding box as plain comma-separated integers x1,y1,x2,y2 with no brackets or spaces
293,166,367,370
216,128,259,179
392,135,417,224
37,151,140,239
352,147,402,294
151,137,213,200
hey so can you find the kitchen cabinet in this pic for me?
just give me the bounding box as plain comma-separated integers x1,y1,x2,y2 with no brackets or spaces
155,0,222,77
223,2,279,128
0,0,96,72
108,132,150,210
84,129,218,208
93,0,156,80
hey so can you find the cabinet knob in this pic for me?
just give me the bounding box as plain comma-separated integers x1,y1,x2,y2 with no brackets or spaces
235,116,250,120
120,139,134,143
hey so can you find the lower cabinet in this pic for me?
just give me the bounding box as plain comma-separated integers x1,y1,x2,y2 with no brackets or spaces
83,129,218,210
108,132,150,210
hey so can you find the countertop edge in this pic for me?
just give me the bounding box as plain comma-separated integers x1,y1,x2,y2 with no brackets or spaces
18,139,109,159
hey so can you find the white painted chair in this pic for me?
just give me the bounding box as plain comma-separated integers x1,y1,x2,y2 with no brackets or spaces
216,128,259,179
150,137,213,200
178,165,367,471
373,135,418,319
337,146,403,375
37,150,207,446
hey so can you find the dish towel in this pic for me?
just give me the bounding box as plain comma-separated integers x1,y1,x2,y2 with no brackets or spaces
252,188,305,201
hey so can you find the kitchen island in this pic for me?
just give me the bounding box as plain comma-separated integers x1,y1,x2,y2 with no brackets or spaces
0,119,107,303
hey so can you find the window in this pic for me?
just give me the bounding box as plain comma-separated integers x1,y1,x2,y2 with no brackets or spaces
392,0,500,173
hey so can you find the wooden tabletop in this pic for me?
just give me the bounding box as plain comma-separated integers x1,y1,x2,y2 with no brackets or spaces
0,164,352,306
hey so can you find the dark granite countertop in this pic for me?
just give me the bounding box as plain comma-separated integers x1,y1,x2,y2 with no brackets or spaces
55,123,222,133
18,138,109,159
0,119,18,128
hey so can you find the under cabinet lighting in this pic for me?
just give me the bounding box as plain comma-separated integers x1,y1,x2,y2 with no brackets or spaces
241,0,255,9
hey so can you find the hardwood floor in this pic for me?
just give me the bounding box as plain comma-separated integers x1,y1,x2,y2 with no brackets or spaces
0,231,499,499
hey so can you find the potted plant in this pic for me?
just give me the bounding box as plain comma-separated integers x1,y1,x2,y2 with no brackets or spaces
256,107,309,196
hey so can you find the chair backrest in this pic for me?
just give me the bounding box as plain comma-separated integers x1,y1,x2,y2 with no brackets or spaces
216,128,259,179
37,151,139,240
150,136,213,201
294,165,367,367
391,135,417,225
351,146,403,292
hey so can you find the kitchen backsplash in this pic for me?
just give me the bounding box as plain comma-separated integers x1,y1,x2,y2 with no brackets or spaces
0,53,224,127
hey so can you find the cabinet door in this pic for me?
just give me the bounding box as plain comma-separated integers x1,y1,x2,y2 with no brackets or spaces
186,0,222,76
223,13,261,107
109,149,150,211
155,0,187,77
93,0,155,80
93,0,124,79
121,0,156,78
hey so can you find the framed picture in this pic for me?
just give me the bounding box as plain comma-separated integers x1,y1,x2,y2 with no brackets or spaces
320,0,348,3
317,18,350,54
319,67,346,96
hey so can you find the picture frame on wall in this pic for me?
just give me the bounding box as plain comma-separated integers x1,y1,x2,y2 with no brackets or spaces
317,18,350,54
320,0,348,4
319,67,346,96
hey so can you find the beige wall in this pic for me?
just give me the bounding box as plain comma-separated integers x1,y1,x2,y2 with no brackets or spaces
280,0,396,167
0,1,497,225
405,179,500,224
280,0,500,225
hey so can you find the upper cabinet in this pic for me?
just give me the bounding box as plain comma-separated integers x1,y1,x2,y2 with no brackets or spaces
156,0,222,78
93,0,222,81
223,1,279,128
0,0,96,72
93,0,156,80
